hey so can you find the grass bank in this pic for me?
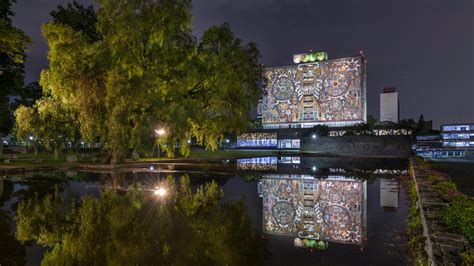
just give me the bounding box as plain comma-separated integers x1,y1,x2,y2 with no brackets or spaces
415,157,474,265
406,164,430,266
427,159,474,197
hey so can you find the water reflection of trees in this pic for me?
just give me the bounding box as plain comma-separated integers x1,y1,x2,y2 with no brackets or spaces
0,179,26,266
15,175,264,265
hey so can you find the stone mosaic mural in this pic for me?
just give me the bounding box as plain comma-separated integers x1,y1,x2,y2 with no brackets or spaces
259,56,366,125
259,176,366,245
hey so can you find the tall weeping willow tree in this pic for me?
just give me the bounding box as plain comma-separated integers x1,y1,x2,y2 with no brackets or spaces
14,0,261,163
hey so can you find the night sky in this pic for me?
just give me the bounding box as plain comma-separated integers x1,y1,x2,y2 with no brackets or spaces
12,0,474,128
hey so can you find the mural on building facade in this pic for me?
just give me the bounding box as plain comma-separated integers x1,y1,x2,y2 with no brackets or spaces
259,56,366,125
259,176,366,245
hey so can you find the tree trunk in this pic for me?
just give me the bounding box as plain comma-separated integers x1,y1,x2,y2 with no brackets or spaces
54,143,61,160
110,151,124,165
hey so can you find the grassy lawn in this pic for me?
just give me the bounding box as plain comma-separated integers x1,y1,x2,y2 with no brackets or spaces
136,149,285,161
1,149,296,167
0,152,91,167
427,159,474,197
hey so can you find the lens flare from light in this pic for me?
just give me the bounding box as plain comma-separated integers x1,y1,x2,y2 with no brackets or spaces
154,187,167,197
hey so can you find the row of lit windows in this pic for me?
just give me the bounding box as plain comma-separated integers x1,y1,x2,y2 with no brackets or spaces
442,133,474,140
262,121,363,129
236,139,278,147
443,141,474,147
417,150,465,158
236,139,300,148
442,125,474,131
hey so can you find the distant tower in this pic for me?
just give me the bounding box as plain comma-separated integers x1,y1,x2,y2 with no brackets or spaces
380,87,399,123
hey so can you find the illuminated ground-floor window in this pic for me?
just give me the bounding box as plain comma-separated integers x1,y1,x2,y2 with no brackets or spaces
278,139,300,149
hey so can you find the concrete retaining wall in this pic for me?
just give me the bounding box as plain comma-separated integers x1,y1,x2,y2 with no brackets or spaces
301,135,412,158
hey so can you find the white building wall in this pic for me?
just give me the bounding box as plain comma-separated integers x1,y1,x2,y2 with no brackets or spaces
380,92,399,123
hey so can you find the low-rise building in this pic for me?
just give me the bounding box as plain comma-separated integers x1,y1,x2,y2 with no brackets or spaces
414,123,474,158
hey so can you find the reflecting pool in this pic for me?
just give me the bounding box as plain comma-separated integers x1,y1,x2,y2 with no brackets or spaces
0,156,410,265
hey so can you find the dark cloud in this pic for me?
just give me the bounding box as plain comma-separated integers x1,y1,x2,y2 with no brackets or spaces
12,0,474,127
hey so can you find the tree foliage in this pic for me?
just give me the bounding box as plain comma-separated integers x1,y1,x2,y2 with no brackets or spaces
15,0,261,163
16,176,264,265
0,0,29,64
0,0,30,135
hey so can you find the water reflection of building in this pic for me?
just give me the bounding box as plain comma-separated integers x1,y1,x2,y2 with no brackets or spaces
237,157,278,171
380,179,399,210
258,175,366,245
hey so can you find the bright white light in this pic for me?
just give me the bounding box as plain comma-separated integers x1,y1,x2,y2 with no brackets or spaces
81,141,85,145
29,136,33,140
312,166,317,171
155,128,166,136
154,187,167,197
3,141,7,145
149,166,154,170
225,139,230,143
187,140,191,144
312,134,317,139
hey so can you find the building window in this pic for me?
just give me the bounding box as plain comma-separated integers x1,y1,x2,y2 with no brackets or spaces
278,139,300,149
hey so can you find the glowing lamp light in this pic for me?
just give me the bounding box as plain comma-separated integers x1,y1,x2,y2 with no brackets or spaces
312,134,317,139
155,128,166,136
154,187,167,197
312,166,317,171
225,139,230,143
149,166,154,170
29,136,33,140
187,139,191,144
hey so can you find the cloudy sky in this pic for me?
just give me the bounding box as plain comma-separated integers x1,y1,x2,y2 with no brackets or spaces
12,0,474,127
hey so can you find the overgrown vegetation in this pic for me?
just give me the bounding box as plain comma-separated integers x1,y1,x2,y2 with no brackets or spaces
426,174,457,201
415,158,474,265
459,248,474,266
443,195,474,243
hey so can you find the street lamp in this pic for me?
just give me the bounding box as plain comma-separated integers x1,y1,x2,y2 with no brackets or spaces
312,134,317,152
155,128,166,158
155,128,166,136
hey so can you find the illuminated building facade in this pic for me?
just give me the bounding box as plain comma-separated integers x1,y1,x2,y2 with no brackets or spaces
442,123,474,149
380,87,399,123
258,53,367,129
415,123,474,158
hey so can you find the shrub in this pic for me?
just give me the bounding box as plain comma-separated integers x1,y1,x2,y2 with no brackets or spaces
443,195,474,243
460,248,474,266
